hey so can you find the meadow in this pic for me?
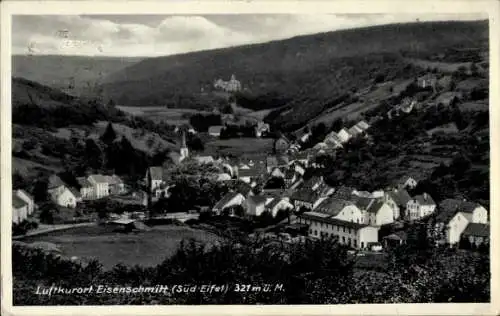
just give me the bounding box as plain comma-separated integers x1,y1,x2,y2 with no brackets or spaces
204,137,274,157
21,224,221,270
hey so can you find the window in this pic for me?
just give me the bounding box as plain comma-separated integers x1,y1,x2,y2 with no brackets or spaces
361,242,364,249
348,238,351,246
314,230,317,236
348,228,351,234
309,229,312,234
342,236,345,244
343,227,345,233
354,239,357,247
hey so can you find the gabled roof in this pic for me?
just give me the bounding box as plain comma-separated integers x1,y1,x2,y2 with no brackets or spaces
16,189,34,200
88,174,109,184
235,181,252,196
213,192,242,210
48,175,66,189
354,196,375,211
436,199,484,224
366,200,385,214
266,197,289,210
247,195,268,206
412,194,436,206
291,189,318,204
148,166,163,181
12,193,28,209
302,176,323,190
462,223,489,238
106,175,123,185
315,197,354,217
386,189,411,206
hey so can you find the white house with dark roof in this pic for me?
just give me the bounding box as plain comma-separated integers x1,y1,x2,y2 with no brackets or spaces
212,192,245,215
394,175,418,190
15,189,35,215
365,200,394,226
88,174,110,199
314,197,364,223
432,199,489,246
384,188,411,220
12,192,29,224
50,186,78,208
145,166,164,191
355,120,370,131
406,193,436,221
106,175,126,195
461,223,489,248
297,212,379,249
348,125,363,138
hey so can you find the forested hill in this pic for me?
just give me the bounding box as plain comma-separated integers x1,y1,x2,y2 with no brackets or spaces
97,20,487,112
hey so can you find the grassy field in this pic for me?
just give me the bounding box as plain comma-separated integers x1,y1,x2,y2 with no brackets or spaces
204,138,274,157
117,106,212,125
21,224,221,270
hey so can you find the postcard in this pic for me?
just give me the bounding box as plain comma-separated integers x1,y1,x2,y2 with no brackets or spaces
1,0,498,315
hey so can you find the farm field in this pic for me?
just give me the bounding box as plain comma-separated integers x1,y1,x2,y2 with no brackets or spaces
204,138,274,157
21,224,222,270
117,106,213,125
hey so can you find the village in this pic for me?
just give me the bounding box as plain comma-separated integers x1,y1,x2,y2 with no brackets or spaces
12,71,489,257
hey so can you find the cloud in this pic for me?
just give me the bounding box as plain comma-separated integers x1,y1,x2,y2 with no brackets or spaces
12,13,487,57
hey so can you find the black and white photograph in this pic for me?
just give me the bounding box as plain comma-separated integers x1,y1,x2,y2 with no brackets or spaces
1,0,498,313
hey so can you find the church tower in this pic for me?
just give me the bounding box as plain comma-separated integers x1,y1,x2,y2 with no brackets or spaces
180,130,189,161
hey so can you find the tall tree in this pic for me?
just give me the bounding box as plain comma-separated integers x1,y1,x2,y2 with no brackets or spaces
101,122,117,145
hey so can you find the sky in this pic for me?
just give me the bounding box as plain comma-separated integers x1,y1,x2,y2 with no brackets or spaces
12,13,487,57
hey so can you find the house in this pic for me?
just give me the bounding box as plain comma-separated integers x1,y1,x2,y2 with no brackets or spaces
290,151,310,167
265,197,293,217
355,120,370,131
401,99,417,113
291,189,318,211
266,156,278,173
238,168,262,184
274,136,290,154
255,122,270,137
70,187,82,203
461,223,489,248
431,199,489,246
384,188,411,220
50,186,78,208
208,126,225,137
77,177,94,200
270,167,285,178
406,193,436,221
15,189,35,215
383,231,408,248
365,200,394,226
314,197,364,223
244,195,269,217
212,192,245,215
418,74,438,89
234,181,254,198
394,175,418,190
194,155,215,164
348,125,363,138
47,174,67,197
106,175,126,195
12,193,28,224
337,128,352,143
292,161,306,176
297,212,380,249
145,166,164,191
88,174,110,199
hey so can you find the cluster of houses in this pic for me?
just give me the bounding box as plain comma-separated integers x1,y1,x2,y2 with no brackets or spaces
47,174,126,209
315,120,371,151
12,173,127,224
